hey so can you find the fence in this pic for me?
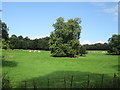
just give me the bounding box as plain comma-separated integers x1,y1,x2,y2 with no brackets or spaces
2,73,120,88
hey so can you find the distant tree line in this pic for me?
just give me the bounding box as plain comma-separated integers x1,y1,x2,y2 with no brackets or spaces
0,20,49,50
1,19,120,55
9,35,50,50
83,43,109,50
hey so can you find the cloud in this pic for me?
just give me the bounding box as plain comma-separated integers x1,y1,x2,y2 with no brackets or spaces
30,35,49,40
95,40,105,44
91,2,118,16
81,40,94,45
81,40,105,45
90,2,106,8
103,4,118,16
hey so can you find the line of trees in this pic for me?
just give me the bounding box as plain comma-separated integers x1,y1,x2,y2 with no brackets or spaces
1,19,120,56
83,43,109,50
0,20,50,50
9,35,50,50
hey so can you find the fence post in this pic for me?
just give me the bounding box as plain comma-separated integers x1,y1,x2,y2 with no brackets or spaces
113,73,117,88
101,74,104,88
33,80,36,90
118,73,120,88
24,81,27,89
71,75,73,88
87,74,90,88
118,74,120,88
6,79,11,88
48,78,50,88
64,77,66,88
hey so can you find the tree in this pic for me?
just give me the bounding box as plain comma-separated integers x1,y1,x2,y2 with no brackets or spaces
0,20,2,39
108,34,120,55
23,36,30,49
9,34,50,50
0,20,2,49
49,17,82,57
83,43,109,50
2,39,10,49
1,21,9,41
37,37,50,50
79,46,87,56
17,35,25,49
1,20,10,49
9,34,18,49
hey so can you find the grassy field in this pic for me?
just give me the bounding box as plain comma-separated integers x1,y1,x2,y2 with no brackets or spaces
2,50,119,88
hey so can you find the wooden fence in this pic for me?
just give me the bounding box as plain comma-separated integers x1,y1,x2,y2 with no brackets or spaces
2,73,120,88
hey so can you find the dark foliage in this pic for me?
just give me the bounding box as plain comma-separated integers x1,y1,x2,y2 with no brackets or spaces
108,34,120,55
83,43,109,50
9,35,50,50
49,17,84,57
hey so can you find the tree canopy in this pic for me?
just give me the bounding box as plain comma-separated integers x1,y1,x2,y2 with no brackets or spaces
9,35,50,50
1,20,10,49
83,43,109,50
108,34,120,55
49,17,82,57
1,20,9,41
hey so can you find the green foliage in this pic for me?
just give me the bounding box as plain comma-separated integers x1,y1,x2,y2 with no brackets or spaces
83,43,109,50
2,39,10,49
0,20,2,39
49,17,82,57
0,20,10,49
79,46,87,56
0,20,50,50
1,20,9,41
108,34,120,55
9,34,50,50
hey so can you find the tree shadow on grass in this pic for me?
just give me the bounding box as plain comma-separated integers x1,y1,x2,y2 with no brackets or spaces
1,58,17,67
112,65,120,71
105,53,120,56
16,71,119,88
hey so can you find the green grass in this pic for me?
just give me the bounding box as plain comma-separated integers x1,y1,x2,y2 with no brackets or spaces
2,50,119,88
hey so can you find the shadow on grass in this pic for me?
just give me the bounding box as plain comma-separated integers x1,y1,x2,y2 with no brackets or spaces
50,55,86,58
105,53,120,56
1,58,17,67
16,71,119,88
112,65,120,71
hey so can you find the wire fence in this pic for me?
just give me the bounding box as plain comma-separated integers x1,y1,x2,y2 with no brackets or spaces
2,73,120,88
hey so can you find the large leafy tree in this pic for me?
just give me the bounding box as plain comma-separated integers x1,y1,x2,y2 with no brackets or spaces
108,34,120,55
0,20,2,39
1,21,9,41
49,17,82,57
0,20,10,49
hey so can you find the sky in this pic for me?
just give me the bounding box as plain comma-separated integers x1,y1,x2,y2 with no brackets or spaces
2,2,118,45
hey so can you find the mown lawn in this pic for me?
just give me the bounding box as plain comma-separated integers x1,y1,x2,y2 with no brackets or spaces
2,50,119,88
